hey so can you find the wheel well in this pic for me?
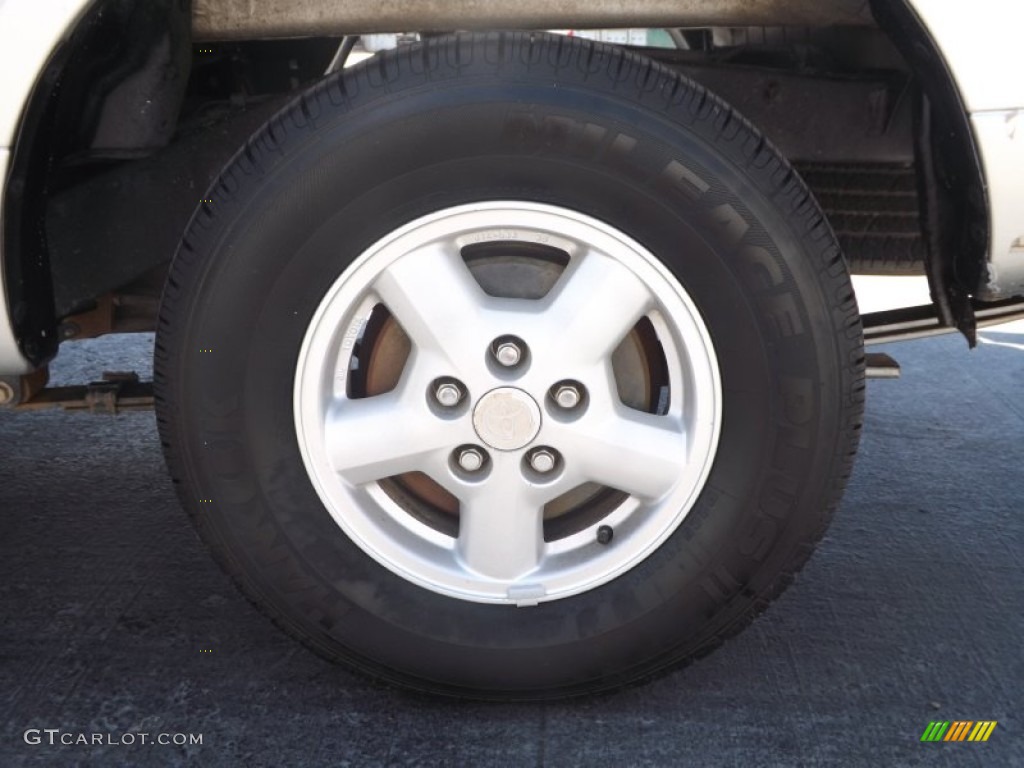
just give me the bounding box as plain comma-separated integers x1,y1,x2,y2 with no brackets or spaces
4,0,192,364
3,0,988,363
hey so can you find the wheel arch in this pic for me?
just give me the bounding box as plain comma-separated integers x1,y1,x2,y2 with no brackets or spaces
870,0,991,337
1,0,192,371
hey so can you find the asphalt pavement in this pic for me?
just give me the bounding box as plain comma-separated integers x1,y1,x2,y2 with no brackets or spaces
0,315,1021,766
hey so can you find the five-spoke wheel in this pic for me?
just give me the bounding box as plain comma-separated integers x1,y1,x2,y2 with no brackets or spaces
295,203,721,603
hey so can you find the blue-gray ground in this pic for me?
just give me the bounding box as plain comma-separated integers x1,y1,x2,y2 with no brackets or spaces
1,326,1021,767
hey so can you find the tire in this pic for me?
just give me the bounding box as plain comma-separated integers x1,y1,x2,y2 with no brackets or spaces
155,32,864,699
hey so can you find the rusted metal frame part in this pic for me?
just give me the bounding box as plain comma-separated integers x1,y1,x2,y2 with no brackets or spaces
0,367,49,406
11,372,154,414
56,294,159,342
192,0,873,40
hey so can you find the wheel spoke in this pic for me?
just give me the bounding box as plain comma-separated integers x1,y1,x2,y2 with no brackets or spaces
373,242,487,369
325,392,454,486
543,249,653,367
556,408,686,501
456,454,545,581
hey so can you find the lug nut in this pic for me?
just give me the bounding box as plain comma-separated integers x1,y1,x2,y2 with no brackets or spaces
553,384,582,410
528,448,557,474
434,382,463,408
494,340,523,367
457,447,486,472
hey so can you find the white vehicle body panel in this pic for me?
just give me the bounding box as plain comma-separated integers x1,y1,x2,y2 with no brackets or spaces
0,0,94,145
0,147,21,374
906,0,1024,300
972,110,1024,299
906,0,1024,112
2,0,1024,374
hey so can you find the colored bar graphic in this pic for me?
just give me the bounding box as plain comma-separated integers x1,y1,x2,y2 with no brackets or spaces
973,722,998,742
921,722,950,742
945,721,972,741
921,720,997,743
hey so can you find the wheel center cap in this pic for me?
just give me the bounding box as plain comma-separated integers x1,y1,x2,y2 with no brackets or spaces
472,387,541,451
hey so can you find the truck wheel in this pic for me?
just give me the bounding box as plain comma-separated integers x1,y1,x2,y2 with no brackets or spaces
155,32,864,699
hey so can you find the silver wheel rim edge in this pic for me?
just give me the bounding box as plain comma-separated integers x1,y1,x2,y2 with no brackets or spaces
294,201,722,605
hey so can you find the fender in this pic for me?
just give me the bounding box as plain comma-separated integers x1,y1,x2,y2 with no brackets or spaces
903,0,1024,301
